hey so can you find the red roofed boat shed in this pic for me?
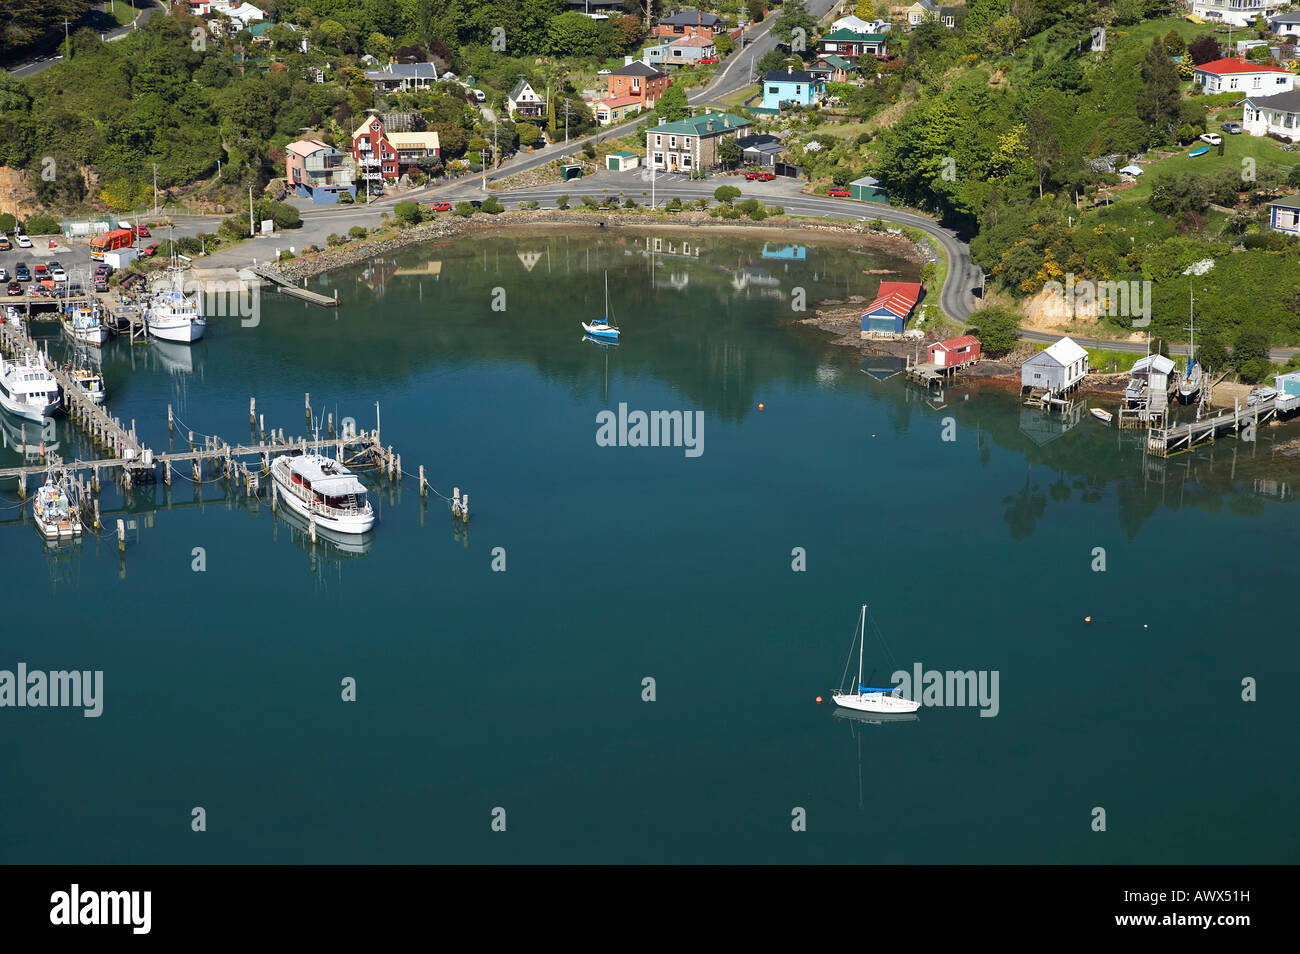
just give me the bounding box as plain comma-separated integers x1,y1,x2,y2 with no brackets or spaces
929,334,981,368
861,281,923,338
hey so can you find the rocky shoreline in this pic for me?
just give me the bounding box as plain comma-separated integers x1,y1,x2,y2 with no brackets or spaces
267,209,929,284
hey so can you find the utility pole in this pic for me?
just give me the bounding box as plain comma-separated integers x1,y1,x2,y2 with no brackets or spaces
64,18,70,58
152,163,158,217
249,184,254,237
564,100,571,145
481,148,488,191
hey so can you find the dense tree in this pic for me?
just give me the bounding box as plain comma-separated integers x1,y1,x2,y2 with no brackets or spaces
1138,38,1182,145
1187,35,1221,65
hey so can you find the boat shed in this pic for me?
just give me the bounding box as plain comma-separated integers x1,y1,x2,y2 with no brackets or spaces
1125,353,1175,402
861,281,923,337
1021,336,1089,393
1275,369,1300,412
928,334,981,368
849,175,889,203
606,151,640,171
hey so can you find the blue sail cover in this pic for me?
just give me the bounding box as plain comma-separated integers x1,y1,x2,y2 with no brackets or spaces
860,685,895,693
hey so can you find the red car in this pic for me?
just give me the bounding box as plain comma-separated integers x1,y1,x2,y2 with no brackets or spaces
754,172,776,181
143,243,160,257
827,187,851,197
744,170,763,180
429,201,452,212
6,281,20,296
134,226,151,238
33,264,48,279
698,56,718,65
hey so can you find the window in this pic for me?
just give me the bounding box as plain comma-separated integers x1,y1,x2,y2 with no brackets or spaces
796,86,802,94
670,136,677,148
1229,78,1239,89
1279,76,1290,84
653,152,664,166
654,135,662,146
1253,76,1262,88
768,86,779,94
684,137,692,148
683,154,692,167
1277,208,1299,230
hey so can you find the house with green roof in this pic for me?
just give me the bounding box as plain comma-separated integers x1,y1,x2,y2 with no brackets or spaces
810,55,853,83
816,29,888,61
647,110,751,173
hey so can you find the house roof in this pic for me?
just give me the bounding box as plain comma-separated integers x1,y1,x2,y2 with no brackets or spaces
764,70,818,83
863,281,922,319
1132,354,1176,375
819,55,853,69
608,151,638,158
1194,57,1291,75
659,9,725,26
670,35,716,47
285,139,330,158
932,334,979,351
1270,11,1300,22
611,61,666,78
1032,337,1088,367
352,116,384,140
593,95,642,109
508,79,535,100
1270,192,1300,209
386,131,440,150
651,112,750,136
832,15,874,31
1244,88,1300,111
850,175,881,187
820,28,888,42
365,62,440,80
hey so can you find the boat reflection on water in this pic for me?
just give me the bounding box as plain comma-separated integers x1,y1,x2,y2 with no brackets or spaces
151,338,200,375
274,503,374,559
833,707,920,726
0,413,59,464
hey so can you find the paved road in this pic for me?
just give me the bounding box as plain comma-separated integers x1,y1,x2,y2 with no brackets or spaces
4,1,159,78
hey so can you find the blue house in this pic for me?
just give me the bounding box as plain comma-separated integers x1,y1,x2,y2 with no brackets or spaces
861,281,922,337
1268,193,1300,234
761,69,824,111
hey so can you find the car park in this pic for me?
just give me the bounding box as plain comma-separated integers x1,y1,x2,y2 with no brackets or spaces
1220,121,1242,134
827,187,851,197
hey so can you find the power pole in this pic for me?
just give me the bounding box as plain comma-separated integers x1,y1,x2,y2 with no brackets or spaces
152,163,158,217
481,148,488,191
64,18,70,57
564,100,570,145
249,184,254,237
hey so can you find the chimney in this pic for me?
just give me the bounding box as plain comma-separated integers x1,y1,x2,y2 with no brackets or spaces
724,116,730,128
706,119,714,132
659,116,667,126
788,66,793,74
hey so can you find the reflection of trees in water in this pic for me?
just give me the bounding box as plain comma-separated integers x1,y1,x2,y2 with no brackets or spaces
1003,465,1047,541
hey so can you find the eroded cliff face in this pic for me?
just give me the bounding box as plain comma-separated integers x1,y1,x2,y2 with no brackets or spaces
0,165,38,220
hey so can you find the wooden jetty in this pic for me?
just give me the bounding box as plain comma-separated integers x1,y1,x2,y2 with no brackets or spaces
1146,397,1277,458
248,263,338,307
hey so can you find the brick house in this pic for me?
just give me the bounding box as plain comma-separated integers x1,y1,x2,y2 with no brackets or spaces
652,9,727,39
607,61,670,108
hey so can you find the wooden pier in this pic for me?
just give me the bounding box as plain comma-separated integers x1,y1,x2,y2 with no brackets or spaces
1146,397,1277,458
248,264,338,307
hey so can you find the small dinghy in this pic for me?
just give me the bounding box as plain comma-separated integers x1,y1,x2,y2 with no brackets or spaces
1090,407,1113,425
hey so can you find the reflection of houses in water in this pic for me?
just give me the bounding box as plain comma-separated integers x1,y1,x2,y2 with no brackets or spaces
761,242,806,261
1253,479,1291,500
516,250,543,272
860,353,905,382
653,271,692,292
358,258,400,295
1019,400,1086,445
392,260,442,279
730,267,782,298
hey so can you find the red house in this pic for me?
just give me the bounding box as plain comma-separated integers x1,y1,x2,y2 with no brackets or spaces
928,334,981,368
607,62,670,109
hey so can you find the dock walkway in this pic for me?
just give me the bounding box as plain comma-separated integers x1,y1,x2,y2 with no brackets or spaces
248,264,338,307
1146,398,1277,457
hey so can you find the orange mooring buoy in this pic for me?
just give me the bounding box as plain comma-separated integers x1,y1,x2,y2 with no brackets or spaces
1085,616,1093,623
758,403,765,410
815,696,823,704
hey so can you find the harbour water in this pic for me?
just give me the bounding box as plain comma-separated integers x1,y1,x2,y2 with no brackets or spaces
1,230,1296,863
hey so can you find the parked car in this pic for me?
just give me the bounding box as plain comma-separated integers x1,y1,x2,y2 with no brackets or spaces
597,68,611,75
95,264,113,278
143,243,160,257
15,263,30,281
471,89,486,102
0,234,10,250
47,259,61,271
6,281,20,296
33,264,48,279
754,172,776,181
827,187,851,197
15,233,31,248
1200,132,1223,146
0,268,7,282
51,267,68,283
429,201,453,212
134,226,151,238
1221,121,1243,134
94,281,109,293
698,56,719,65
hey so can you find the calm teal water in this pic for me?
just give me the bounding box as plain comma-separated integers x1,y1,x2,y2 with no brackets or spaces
2,229,1296,864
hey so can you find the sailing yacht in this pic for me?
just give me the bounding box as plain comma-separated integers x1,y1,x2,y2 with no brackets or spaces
0,349,61,422
270,450,375,535
832,604,921,714
1178,289,1202,405
580,272,621,342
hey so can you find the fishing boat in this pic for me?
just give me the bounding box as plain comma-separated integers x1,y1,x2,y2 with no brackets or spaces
1089,407,1113,425
831,604,920,715
580,272,621,342
32,467,82,540
270,451,375,535
66,366,106,405
1178,289,1202,405
0,349,61,422
61,303,109,346
146,259,206,344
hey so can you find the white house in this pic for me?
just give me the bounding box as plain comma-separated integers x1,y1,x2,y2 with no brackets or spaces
1269,11,1300,36
1021,337,1089,394
1190,0,1286,27
1192,58,1295,95
1243,88,1300,140
831,14,890,33
507,80,546,119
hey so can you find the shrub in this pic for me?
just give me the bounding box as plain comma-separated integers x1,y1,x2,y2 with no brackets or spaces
970,306,1021,357
738,198,761,216
768,206,784,216
326,233,344,246
624,197,638,208
694,198,709,210
581,194,598,208
556,194,570,209
348,225,367,239
0,213,14,232
453,202,475,217
582,142,597,159
393,200,423,226
714,185,741,204
22,214,60,235
666,196,683,211
338,191,354,204
481,196,504,214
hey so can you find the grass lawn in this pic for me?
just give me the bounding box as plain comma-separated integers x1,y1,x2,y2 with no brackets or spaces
1115,133,1297,204
105,1,141,27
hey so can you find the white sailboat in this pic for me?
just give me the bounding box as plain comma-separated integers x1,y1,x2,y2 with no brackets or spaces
270,448,375,535
832,604,920,714
1178,289,1202,405
580,272,621,342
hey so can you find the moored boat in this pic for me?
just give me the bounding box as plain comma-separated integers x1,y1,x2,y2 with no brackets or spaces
1090,407,1113,424
0,349,61,422
270,452,375,535
62,304,109,346
831,604,921,715
32,467,82,540
580,272,621,342
66,366,106,405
